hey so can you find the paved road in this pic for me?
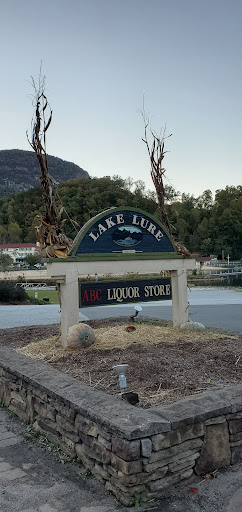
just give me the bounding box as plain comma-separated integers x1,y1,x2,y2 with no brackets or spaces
1,288,242,331
0,409,242,512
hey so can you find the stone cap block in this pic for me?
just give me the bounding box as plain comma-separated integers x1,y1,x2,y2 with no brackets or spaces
151,385,242,429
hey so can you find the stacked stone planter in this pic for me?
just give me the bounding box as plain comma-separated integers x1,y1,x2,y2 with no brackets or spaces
0,345,242,506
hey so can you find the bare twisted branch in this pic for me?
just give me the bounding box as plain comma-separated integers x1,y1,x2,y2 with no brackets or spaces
27,74,72,258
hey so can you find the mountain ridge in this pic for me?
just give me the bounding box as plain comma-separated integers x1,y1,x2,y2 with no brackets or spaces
0,149,89,196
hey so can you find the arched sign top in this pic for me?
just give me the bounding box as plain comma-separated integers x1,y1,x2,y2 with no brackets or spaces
71,207,177,256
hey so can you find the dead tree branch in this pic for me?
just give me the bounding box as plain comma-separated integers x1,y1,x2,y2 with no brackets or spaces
141,110,172,234
141,110,190,256
27,73,72,258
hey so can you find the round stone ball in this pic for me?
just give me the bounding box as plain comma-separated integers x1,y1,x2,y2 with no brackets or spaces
66,323,95,349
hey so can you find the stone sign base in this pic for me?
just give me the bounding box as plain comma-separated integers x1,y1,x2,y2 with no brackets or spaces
1,346,241,506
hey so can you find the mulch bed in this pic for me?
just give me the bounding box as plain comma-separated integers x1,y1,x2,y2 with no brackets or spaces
0,318,242,408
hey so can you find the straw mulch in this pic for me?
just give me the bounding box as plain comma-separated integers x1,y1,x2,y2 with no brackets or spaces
15,324,242,408
17,324,230,360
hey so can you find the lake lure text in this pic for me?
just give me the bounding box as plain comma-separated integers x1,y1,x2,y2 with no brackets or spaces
88,214,164,243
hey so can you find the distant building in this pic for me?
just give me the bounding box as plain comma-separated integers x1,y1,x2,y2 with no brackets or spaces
0,243,39,263
195,256,211,270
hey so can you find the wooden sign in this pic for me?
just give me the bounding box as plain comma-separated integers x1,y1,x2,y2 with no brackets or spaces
79,278,171,307
72,207,177,256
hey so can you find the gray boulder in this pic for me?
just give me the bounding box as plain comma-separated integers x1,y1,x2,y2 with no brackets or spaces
66,323,95,349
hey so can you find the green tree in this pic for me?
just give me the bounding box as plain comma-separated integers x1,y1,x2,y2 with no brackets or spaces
0,225,7,243
197,189,213,210
0,253,13,271
164,185,180,204
7,222,22,242
200,238,213,255
24,254,41,266
2,179,242,259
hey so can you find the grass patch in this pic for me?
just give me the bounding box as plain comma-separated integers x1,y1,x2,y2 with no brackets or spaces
27,289,59,304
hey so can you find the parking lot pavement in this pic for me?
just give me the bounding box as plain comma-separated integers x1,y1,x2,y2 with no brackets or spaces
0,408,242,512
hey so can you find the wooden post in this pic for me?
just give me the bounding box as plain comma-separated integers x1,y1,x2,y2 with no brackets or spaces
58,270,79,347
171,268,189,327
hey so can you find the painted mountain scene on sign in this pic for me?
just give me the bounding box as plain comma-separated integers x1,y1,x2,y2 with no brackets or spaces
112,226,143,247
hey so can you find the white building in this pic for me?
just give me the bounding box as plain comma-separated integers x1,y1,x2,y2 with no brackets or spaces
0,243,39,263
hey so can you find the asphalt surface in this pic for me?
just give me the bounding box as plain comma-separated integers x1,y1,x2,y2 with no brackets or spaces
1,288,242,331
1,409,242,512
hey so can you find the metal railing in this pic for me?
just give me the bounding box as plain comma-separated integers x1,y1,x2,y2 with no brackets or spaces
16,282,47,289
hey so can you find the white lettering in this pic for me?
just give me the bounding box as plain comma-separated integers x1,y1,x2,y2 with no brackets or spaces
147,285,154,296
132,215,165,240
89,214,164,243
116,288,123,302
155,230,164,241
122,288,128,300
107,288,114,301
133,287,140,298
107,284,169,303
165,284,171,295
105,217,116,229
116,214,124,224
128,287,134,298
98,223,107,235
143,284,168,297
147,222,156,235
140,217,149,229
132,214,139,226
89,231,99,242
153,285,159,296
107,286,141,303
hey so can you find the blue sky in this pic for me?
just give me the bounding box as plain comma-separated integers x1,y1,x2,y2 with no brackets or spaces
1,0,241,198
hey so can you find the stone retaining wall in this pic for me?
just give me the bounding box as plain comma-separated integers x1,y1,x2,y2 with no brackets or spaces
0,345,242,506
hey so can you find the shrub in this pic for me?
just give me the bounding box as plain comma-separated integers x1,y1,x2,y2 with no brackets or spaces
0,281,28,303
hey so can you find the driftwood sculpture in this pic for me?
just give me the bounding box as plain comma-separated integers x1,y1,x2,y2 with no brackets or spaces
142,112,190,256
27,75,72,258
